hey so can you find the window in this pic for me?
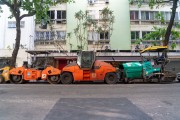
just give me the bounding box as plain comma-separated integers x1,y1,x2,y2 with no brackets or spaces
142,31,151,39
162,12,171,21
87,10,98,19
161,12,178,21
175,12,179,21
130,11,139,20
57,11,66,19
88,32,99,41
8,21,25,28
131,31,140,40
142,0,149,3
35,31,45,40
88,32,109,41
50,31,55,40
35,31,40,40
141,11,150,20
100,32,109,40
149,11,158,20
47,11,55,19
57,11,66,23
8,21,16,28
56,31,66,40
45,32,50,40
141,11,158,21
40,32,45,39
36,31,66,40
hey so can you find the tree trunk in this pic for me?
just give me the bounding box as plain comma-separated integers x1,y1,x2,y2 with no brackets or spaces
10,18,21,67
164,0,178,46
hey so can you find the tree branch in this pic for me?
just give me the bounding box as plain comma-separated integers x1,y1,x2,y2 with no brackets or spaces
20,11,36,20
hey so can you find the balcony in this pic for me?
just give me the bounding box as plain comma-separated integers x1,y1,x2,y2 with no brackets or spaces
131,19,180,25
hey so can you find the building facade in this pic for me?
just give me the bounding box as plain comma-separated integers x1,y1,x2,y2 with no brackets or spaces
130,2,180,50
35,0,180,52
35,0,131,51
0,5,35,66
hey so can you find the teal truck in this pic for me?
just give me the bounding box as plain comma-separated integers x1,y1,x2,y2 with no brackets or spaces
119,46,168,83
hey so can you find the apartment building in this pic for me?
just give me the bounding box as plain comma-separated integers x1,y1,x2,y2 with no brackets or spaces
0,5,35,66
35,1,180,52
130,2,180,50
35,0,131,51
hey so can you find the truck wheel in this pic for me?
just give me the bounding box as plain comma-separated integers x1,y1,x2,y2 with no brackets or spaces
48,75,60,84
0,76,5,84
105,72,118,84
61,72,73,84
10,75,23,84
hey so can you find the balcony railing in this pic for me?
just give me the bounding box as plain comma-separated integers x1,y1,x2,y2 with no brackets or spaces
130,19,180,25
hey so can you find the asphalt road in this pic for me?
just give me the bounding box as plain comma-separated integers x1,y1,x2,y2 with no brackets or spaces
0,82,180,120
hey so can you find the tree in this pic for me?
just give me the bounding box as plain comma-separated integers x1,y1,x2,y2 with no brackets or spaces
0,0,73,67
74,10,88,50
98,7,115,51
73,8,115,51
129,0,179,46
144,26,180,49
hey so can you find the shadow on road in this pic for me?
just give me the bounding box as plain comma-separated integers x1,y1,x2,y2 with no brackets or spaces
44,98,153,120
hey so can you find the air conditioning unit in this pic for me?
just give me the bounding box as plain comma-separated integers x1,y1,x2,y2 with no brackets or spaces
88,0,94,5
104,45,111,50
105,0,109,4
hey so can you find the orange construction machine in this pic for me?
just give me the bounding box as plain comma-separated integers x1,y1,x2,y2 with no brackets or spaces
9,51,61,84
60,51,118,84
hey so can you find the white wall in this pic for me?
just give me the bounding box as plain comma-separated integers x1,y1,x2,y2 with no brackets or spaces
0,5,8,49
0,5,35,50
0,49,30,67
0,5,35,66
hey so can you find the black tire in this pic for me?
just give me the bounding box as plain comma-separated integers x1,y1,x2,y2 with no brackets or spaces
47,75,60,84
105,72,118,84
0,75,5,84
10,75,24,84
178,78,180,82
60,72,73,84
